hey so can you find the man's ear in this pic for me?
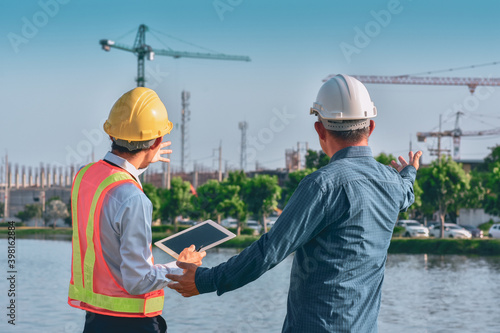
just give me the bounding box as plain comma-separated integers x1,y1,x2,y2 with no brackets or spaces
368,120,375,137
314,121,327,141
150,137,163,149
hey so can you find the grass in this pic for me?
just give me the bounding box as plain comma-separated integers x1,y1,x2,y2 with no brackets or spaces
0,226,73,240
3,227,500,255
0,226,72,236
388,238,500,256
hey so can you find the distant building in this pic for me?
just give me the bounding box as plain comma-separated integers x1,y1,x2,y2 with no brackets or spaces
455,159,484,173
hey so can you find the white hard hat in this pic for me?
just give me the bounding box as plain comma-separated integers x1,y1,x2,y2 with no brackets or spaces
310,74,377,131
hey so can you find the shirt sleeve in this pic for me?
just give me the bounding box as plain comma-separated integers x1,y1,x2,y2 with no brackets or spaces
398,165,417,212
195,177,330,296
117,193,182,295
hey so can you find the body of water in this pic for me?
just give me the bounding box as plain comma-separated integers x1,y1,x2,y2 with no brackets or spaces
0,239,499,332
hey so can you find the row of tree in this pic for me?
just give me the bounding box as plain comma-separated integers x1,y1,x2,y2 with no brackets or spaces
304,147,500,231
143,171,281,235
13,147,499,238
16,197,69,228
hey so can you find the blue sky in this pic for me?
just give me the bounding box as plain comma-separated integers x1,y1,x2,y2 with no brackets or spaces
2,0,500,173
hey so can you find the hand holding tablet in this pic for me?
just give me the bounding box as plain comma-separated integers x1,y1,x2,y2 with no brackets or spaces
178,244,206,267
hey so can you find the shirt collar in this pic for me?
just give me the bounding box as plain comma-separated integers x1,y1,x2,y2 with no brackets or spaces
330,146,373,163
103,152,147,188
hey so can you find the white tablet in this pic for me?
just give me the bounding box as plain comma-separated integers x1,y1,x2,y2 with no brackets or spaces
154,220,236,259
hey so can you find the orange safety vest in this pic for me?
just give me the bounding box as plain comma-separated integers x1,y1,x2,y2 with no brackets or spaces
68,160,164,317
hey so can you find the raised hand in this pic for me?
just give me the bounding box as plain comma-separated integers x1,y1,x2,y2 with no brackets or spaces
151,141,173,163
391,151,423,172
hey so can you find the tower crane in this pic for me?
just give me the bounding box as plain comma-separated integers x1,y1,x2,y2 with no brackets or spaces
417,112,500,160
323,74,500,94
100,24,250,87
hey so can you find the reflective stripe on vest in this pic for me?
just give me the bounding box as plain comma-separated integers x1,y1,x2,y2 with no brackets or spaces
68,161,164,316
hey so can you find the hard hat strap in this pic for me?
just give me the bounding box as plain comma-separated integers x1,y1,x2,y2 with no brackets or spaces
320,118,370,131
113,138,156,151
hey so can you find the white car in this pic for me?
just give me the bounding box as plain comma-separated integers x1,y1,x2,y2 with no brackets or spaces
396,220,429,238
429,223,472,239
221,217,238,228
488,224,500,239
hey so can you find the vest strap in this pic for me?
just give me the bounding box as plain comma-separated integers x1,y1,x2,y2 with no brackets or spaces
68,284,164,315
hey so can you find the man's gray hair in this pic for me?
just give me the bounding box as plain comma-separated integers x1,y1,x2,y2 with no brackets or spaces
112,138,156,151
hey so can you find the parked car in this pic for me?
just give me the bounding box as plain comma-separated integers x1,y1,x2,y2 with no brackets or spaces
426,221,440,230
221,217,238,228
459,224,484,238
429,223,472,239
246,220,262,234
488,224,500,239
178,218,197,226
396,220,429,238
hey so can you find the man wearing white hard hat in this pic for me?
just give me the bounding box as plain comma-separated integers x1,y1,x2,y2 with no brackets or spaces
167,74,422,332
68,87,206,333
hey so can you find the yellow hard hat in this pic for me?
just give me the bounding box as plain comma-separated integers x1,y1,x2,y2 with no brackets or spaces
103,87,173,142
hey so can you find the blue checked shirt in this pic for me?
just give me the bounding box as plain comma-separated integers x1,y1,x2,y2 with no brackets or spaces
195,146,417,332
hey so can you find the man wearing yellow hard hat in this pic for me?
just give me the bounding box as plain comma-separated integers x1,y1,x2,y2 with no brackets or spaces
68,87,206,333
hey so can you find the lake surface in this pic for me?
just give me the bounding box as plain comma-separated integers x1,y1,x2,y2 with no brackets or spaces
0,238,499,332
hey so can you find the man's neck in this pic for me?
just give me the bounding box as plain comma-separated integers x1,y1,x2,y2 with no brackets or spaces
326,140,368,158
111,150,146,170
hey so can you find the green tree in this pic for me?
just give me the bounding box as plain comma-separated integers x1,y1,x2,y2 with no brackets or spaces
143,183,162,221
305,149,329,169
226,170,247,189
418,156,470,238
282,168,315,206
217,183,248,235
449,171,486,222
479,145,500,172
191,180,222,221
191,179,248,234
375,152,397,166
45,199,69,228
223,171,250,235
16,204,42,223
160,177,193,230
47,196,62,203
243,175,281,233
483,161,500,216
400,179,423,220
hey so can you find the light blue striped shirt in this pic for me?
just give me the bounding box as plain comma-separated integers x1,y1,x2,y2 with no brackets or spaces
195,146,417,332
99,152,181,295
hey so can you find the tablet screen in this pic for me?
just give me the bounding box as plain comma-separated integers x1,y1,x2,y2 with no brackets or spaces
154,220,236,259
